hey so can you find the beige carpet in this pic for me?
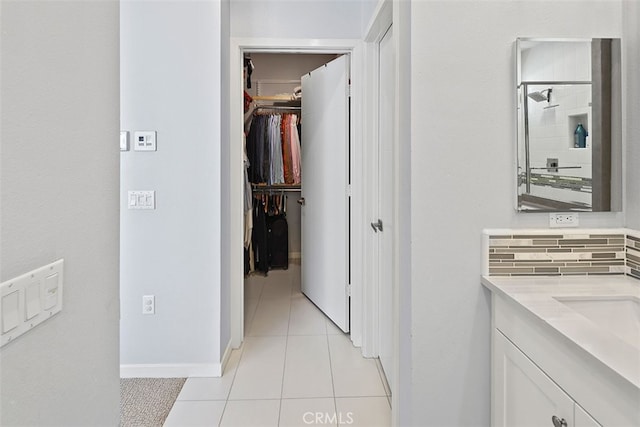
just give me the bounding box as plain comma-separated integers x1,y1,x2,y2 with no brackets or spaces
120,378,186,427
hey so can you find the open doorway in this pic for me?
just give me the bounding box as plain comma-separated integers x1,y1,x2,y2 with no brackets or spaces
228,39,368,352
241,52,345,339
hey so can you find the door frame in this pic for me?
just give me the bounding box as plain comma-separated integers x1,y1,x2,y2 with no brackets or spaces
228,38,366,351
362,0,400,422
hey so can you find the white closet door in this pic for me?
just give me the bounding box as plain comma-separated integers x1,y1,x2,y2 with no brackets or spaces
378,24,395,388
301,55,350,332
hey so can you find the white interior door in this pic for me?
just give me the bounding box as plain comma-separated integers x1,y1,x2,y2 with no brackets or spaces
301,55,350,332
378,25,395,388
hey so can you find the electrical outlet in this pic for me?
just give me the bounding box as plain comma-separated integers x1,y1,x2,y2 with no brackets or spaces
549,213,579,228
142,295,155,315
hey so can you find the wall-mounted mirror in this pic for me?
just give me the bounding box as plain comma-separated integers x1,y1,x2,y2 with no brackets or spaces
516,38,622,212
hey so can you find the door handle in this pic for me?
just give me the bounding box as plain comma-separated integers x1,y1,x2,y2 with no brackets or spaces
297,198,305,206
370,219,383,232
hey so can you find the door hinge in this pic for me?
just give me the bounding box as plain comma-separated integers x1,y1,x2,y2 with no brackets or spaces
346,185,352,197
347,283,351,297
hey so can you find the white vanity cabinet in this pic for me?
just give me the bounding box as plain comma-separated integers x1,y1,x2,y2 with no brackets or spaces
493,330,601,427
488,288,639,427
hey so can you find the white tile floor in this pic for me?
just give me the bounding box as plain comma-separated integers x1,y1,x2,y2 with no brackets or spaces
164,264,391,427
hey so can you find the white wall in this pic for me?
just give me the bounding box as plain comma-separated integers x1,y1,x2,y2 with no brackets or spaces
230,0,365,39
120,0,223,371
0,1,120,424
624,0,640,229
408,1,623,425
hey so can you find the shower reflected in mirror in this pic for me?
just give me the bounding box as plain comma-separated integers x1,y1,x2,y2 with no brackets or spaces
516,38,622,212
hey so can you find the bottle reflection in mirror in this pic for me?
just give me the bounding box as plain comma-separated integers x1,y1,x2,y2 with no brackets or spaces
574,123,588,148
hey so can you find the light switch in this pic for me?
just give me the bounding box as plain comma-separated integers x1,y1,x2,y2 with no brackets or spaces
134,131,157,151
2,290,20,333
43,274,59,310
25,282,41,320
120,131,130,151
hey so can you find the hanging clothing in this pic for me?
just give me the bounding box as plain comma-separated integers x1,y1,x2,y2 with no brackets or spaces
289,115,302,184
247,115,266,183
266,195,288,270
243,135,253,213
268,115,284,185
250,194,290,274
242,95,255,255
281,114,294,184
252,198,269,274
247,112,301,186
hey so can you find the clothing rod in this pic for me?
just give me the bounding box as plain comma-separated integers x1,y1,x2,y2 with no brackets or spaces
254,105,301,111
252,184,301,192
253,95,298,101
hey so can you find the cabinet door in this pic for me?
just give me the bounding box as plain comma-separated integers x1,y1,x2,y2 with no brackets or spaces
493,330,574,427
575,404,602,427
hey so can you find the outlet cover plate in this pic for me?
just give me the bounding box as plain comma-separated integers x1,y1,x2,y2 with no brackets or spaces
142,295,155,315
549,213,579,228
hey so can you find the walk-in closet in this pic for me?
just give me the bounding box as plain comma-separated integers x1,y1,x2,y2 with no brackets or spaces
241,52,351,333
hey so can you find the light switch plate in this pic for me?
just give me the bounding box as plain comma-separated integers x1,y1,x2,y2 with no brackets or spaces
128,191,156,210
134,131,157,151
0,259,64,348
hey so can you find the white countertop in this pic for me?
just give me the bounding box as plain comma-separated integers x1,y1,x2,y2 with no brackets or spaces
482,275,640,390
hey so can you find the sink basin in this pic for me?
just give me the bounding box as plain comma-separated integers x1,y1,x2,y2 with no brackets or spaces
554,296,640,349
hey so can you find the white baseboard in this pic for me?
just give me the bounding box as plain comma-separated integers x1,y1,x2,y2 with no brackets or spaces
120,363,222,378
220,341,233,376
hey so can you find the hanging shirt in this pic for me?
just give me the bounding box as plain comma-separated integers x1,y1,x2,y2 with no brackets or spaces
290,115,302,184
269,115,285,185
281,114,294,184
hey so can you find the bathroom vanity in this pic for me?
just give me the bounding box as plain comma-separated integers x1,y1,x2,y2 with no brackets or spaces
482,275,640,427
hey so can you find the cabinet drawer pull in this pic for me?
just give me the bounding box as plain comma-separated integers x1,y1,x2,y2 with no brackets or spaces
551,415,567,427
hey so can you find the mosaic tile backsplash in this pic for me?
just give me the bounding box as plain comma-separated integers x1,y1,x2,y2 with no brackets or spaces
627,232,640,280
487,229,640,279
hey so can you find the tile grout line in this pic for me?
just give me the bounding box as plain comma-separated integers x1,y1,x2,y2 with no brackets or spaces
325,331,339,427
373,357,392,400
217,344,246,426
244,275,262,335
276,273,295,426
